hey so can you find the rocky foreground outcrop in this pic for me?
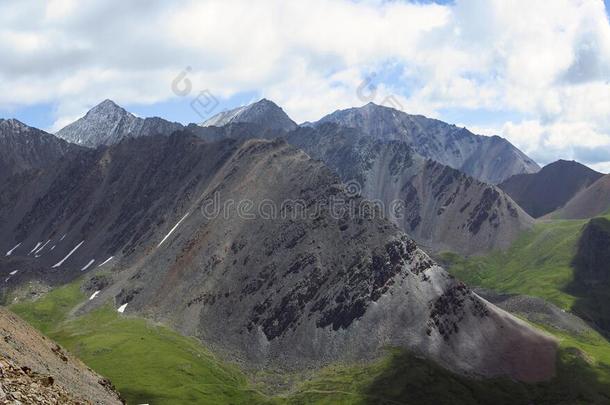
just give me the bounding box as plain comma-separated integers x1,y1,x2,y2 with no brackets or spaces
0,308,123,404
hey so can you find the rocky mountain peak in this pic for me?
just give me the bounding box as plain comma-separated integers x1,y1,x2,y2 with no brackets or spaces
201,98,297,131
56,100,183,147
85,99,130,117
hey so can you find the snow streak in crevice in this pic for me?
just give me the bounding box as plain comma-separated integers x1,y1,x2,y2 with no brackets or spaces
52,241,84,268
157,212,190,248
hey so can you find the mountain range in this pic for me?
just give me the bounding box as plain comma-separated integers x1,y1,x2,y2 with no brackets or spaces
0,131,556,381
285,123,533,254
55,99,539,184
2,97,610,402
49,99,539,255
315,103,540,184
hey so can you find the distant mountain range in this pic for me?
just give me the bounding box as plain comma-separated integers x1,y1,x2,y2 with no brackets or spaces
55,99,539,183
286,123,532,254
315,103,540,184
499,160,604,218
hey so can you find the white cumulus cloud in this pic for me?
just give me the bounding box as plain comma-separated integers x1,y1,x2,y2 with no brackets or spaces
0,0,608,171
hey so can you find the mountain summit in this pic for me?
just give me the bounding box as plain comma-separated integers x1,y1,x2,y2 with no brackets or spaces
56,100,184,147
315,103,540,184
200,98,298,131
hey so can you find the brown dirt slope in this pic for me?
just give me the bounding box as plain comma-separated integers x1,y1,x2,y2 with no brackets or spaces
0,307,123,404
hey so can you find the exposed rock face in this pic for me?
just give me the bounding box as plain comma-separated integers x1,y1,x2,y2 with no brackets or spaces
286,124,533,254
0,134,555,382
500,160,603,218
0,119,74,183
0,307,123,404
56,99,184,147
315,103,540,184
201,98,297,131
553,175,610,219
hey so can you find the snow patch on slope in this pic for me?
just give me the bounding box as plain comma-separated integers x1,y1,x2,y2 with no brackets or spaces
97,256,114,267
51,241,84,268
80,259,95,271
28,242,42,255
5,243,21,256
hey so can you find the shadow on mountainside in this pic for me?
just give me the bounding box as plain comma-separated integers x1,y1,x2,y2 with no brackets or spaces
566,217,610,337
362,348,610,405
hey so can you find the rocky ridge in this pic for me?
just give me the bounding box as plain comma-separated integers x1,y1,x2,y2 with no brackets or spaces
315,102,540,184
0,134,555,382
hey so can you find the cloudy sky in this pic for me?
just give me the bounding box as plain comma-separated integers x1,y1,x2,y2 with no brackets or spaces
1,0,610,171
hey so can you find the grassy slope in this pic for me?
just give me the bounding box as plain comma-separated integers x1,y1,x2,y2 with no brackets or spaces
8,268,610,404
11,283,273,405
440,214,610,402
441,218,587,310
